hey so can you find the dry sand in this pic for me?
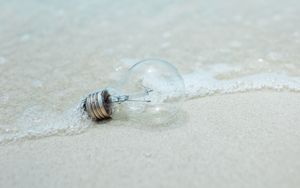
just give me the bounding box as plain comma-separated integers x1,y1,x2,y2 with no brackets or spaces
1,91,299,188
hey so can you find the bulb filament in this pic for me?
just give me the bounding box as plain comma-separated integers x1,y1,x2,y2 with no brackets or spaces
110,87,153,104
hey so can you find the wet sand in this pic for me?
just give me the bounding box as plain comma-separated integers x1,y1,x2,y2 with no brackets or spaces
1,91,299,188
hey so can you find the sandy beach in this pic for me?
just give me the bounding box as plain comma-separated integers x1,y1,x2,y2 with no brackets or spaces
1,91,300,188
1,0,300,187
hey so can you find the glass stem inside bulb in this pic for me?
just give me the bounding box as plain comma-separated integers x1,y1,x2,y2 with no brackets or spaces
110,87,153,104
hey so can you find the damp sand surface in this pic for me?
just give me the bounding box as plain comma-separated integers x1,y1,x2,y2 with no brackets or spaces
1,92,300,188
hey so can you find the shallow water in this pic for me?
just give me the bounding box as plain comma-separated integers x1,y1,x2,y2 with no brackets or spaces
0,0,299,143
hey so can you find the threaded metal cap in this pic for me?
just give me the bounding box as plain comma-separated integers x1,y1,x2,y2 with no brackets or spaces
83,90,112,120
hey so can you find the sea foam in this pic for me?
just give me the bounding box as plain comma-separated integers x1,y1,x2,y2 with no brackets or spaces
184,66,300,99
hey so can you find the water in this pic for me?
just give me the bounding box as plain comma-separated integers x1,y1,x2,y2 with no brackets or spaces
0,0,299,143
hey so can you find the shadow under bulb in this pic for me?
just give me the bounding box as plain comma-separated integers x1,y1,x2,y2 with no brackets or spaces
83,59,185,125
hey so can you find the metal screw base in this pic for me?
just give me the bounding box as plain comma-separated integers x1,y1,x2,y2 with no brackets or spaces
83,90,112,121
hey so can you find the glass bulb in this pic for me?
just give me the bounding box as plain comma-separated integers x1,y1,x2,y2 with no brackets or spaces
83,59,185,125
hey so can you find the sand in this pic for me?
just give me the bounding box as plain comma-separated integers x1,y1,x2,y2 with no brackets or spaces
1,91,299,188
1,0,300,187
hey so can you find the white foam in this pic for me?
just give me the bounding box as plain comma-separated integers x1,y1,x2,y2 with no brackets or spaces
184,69,300,99
0,105,91,144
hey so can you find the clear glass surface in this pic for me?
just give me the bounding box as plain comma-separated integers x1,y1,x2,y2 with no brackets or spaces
107,59,185,125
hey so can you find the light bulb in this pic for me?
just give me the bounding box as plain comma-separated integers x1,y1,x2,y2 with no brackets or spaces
83,59,185,125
